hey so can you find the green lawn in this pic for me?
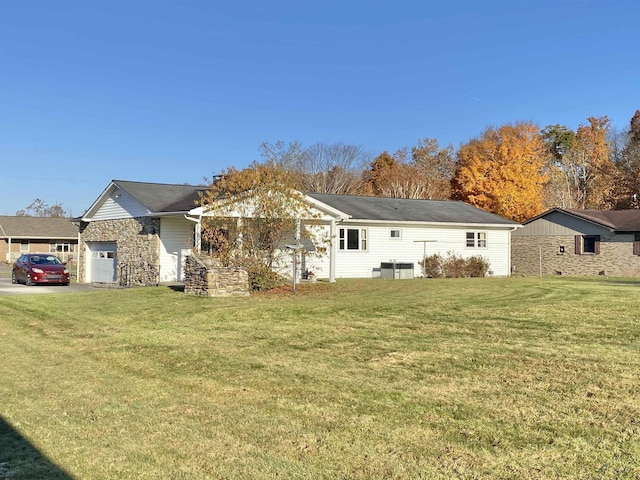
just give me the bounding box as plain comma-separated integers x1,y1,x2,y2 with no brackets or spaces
1,277,639,479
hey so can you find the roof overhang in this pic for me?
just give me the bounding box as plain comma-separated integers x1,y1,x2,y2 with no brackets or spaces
524,208,616,232
335,218,522,229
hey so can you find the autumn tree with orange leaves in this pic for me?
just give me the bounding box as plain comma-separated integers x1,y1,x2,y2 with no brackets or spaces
451,122,547,222
362,138,454,199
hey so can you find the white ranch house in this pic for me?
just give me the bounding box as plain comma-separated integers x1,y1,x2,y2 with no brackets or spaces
76,180,519,285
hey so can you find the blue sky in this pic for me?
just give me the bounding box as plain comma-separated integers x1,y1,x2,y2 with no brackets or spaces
1,0,639,216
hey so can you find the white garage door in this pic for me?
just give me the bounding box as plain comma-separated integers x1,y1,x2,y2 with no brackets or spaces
87,242,117,283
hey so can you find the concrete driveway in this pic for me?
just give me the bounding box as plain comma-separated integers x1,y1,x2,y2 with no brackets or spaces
0,266,95,295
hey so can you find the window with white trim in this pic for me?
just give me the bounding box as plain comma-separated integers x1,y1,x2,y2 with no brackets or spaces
50,242,74,253
20,241,29,252
466,231,487,248
390,229,401,239
339,228,367,251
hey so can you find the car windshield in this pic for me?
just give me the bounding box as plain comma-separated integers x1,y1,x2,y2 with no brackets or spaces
30,256,62,265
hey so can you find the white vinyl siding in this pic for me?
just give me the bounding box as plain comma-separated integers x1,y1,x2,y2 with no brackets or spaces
305,223,513,279
92,190,150,220
159,217,195,282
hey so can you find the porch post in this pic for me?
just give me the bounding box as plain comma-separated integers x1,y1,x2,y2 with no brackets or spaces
329,219,337,283
195,217,202,253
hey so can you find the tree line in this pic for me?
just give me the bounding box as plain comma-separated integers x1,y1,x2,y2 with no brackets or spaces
253,109,640,222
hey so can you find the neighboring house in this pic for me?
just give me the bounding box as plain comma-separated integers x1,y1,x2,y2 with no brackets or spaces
511,208,640,277
78,180,520,285
76,180,206,285
0,216,78,264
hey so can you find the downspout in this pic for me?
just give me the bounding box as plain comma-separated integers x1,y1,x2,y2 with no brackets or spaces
76,228,81,282
184,214,201,253
508,225,519,277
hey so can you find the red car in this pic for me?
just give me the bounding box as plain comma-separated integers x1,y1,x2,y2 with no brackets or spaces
12,253,70,286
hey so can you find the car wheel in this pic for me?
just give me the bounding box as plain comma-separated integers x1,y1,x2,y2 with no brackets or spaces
26,276,33,286
11,272,17,284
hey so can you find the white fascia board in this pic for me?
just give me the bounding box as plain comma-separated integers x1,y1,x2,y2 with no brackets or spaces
188,206,204,216
154,211,194,217
303,195,350,220
338,218,522,229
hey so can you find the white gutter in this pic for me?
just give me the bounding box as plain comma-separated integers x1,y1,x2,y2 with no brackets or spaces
336,218,522,229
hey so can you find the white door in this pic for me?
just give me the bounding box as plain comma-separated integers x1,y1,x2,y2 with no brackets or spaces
159,218,194,282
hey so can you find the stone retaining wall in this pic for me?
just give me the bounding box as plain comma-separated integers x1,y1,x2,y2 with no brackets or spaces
184,255,250,297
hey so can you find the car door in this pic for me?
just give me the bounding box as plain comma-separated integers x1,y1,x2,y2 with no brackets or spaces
14,255,27,282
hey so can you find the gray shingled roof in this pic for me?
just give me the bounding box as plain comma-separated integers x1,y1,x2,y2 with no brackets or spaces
0,216,78,239
114,180,207,213
536,208,640,232
307,193,519,225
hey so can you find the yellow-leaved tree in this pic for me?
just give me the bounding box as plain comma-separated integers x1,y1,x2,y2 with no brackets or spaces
451,122,548,222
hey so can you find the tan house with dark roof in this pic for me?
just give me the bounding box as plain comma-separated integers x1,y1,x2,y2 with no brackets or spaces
511,208,640,277
0,216,79,264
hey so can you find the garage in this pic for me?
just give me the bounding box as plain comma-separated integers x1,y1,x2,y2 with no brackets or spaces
87,242,117,283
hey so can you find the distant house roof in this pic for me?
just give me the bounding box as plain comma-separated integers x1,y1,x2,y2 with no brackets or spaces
0,216,78,239
113,180,207,213
306,193,519,225
524,208,640,232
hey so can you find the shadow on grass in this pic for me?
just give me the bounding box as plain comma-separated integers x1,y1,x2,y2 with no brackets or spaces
0,416,74,479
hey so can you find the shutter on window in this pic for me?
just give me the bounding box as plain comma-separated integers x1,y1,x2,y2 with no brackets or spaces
634,241,640,256
574,235,582,255
594,235,601,255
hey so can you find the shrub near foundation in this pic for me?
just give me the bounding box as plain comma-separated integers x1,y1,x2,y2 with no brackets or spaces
421,252,490,278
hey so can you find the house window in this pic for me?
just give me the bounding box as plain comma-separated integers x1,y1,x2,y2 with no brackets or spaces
50,242,74,253
390,229,401,239
20,241,29,252
575,235,600,255
466,232,487,248
339,228,367,251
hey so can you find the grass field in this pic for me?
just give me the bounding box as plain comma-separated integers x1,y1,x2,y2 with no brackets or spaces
1,277,639,479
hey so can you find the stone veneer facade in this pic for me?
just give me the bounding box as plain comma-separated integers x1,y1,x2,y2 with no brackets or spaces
78,217,161,285
183,255,249,297
511,233,640,277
